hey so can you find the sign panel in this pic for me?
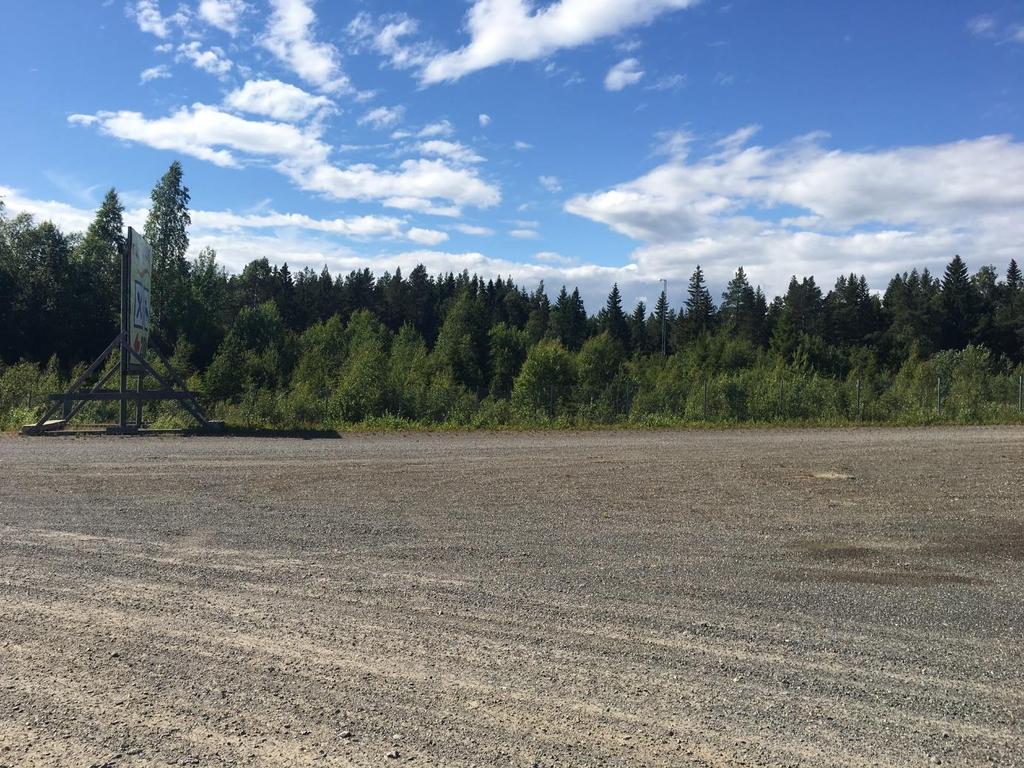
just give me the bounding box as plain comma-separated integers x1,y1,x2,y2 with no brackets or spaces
128,228,152,368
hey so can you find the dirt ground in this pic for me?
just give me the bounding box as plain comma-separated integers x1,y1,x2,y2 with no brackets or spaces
0,427,1021,767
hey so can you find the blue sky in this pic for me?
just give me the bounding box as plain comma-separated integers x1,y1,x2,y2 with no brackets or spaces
2,0,1023,309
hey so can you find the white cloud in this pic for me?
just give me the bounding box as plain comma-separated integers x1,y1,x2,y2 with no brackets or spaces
69,103,326,168
0,185,448,246
359,105,405,130
68,105,501,215
539,175,562,193
225,79,332,121
566,129,1024,296
421,0,698,83
535,250,577,266
391,120,455,140
479,113,491,127
131,0,189,38
177,42,233,77
348,11,438,71
296,158,500,214
453,223,495,236
510,228,540,239
261,0,351,93
139,65,172,84
646,73,686,91
199,0,246,36
405,227,450,245
605,58,644,91
514,140,532,150
417,140,484,164
967,14,996,37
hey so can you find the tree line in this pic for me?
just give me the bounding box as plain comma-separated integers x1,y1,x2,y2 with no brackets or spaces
2,162,1023,429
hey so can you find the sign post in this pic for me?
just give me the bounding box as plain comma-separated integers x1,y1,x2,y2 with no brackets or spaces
22,226,221,435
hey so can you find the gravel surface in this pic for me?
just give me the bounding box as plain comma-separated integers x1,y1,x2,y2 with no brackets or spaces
0,427,1022,767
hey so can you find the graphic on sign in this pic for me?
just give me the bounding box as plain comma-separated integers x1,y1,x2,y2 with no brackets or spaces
128,228,152,364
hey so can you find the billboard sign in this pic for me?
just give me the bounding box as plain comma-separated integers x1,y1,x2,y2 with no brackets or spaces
128,228,152,367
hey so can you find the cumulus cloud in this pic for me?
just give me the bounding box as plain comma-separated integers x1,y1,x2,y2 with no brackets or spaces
225,79,332,122
539,175,562,192
405,227,450,245
566,129,1024,295
417,140,484,164
295,158,500,215
605,58,644,90
0,185,448,247
348,11,439,71
199,0,246,36
479,113,491,127
130,0,189,38
177,42,233,77
67,104,501,215
261,0,351,93
359,105,405,130
139,64,172,84
391,120,455,140
453,223,495,236
421,0,698,83
68,104,327,168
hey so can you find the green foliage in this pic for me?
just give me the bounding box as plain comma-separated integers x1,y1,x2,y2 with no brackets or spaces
4,164,1024,432
511,339,576,419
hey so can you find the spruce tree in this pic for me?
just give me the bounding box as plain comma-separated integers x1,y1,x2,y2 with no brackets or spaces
144,161,192,345
1007,259,1022,292
77,188,125,332
653,289,670,355
684,265,715,338
940,254,977,349
629,300,647,353
600,283,629,346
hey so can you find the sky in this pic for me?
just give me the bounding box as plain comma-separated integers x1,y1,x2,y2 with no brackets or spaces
2,0,1023,311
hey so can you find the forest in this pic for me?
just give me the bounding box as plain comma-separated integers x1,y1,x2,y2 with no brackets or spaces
2,162,1023,430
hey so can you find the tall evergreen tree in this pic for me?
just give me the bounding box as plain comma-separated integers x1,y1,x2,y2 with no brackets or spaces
652,289,670,355
940,254,977,349
679,265,715,342
144,161,192,346
600,283,629,346
75,188,125,344
629,300,648,353
1007,259,1022,292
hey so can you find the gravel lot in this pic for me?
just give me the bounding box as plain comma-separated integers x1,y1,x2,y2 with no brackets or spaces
1,427,1022,767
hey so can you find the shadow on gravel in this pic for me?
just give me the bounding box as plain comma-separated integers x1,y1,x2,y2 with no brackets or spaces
776,567,978,587
218,427,342,440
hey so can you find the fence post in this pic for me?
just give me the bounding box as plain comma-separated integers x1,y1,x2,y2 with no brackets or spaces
856,379,862,421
